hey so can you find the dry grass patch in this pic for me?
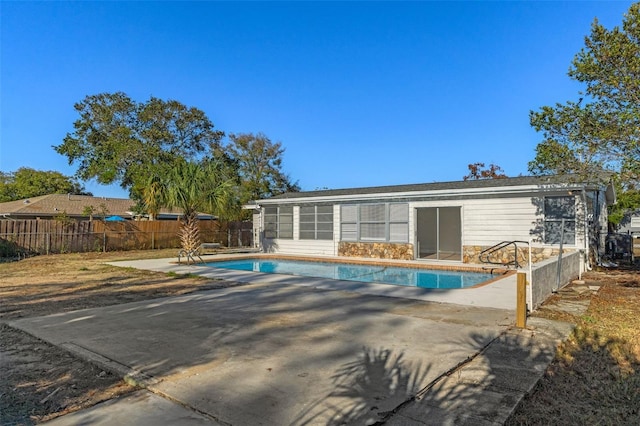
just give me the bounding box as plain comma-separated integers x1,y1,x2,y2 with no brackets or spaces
0,249,232,320
507,269,640,425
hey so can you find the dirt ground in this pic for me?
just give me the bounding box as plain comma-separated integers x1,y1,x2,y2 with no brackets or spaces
1,250,639,425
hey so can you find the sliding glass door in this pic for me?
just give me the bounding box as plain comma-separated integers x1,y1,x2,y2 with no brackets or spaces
416,207,461,261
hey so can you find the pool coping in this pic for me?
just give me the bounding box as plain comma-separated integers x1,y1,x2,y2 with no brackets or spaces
186,252,510,270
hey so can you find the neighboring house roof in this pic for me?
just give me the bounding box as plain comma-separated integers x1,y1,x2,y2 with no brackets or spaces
257,175,616,204
0,194,213,220
0,194,136,219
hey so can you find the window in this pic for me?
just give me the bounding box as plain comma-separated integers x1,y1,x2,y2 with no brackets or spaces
300,205,333,240
544,196,576,244
341,205,358,241
389,203,409,242
279,206,293,239
360,204,386,240
340,203,409,242
264,206,293,239
264,207,277,239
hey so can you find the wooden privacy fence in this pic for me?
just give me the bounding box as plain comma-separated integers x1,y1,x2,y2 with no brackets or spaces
0,219,253,258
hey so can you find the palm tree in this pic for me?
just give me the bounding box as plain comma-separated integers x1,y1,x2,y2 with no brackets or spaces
141,173,163,221
146,159,235,255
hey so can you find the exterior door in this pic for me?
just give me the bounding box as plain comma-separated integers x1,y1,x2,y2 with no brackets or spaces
416,207,461,261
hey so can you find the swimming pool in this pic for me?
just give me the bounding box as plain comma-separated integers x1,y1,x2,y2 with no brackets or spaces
205,258,496,289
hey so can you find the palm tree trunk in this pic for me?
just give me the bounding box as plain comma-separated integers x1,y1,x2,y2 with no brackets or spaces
180,211,201,253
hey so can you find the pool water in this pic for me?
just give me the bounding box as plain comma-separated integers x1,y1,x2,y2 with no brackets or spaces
205,259,495,289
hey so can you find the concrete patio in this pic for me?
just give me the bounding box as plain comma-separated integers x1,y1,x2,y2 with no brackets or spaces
7,257,577,425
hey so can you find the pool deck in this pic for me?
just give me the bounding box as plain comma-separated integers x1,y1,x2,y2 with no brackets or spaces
116,254,519,311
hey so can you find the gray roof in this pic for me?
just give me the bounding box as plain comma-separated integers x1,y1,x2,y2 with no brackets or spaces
260,175,607,202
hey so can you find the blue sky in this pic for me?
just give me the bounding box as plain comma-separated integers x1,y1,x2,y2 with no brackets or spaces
0,1,634,199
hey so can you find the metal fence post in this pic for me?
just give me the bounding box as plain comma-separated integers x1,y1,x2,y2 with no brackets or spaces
555,218,565,292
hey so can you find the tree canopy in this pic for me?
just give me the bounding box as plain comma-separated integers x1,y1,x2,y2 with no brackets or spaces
56,92,300,220
463,163,507,181
55,92,224,199
528,3,640,225
225,132,300,205
143,159,236,252
0,167,90,202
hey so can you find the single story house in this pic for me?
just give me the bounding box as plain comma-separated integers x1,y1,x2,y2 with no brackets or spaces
617,210,640,235
0,194,214,221
249,175,615,271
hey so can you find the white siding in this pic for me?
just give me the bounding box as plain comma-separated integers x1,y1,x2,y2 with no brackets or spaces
265,239,337,256
461,198,539,245
410,195,584,248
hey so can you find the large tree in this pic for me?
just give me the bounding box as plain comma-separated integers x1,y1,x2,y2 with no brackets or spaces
55,92,224,199
225,132,300,206
0,167,90,202
528,3,640,223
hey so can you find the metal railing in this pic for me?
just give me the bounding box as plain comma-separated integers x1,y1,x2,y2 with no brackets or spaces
479,240,530,269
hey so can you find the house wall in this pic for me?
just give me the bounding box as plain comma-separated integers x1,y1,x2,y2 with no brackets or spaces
464,195,585,248
260,205,339,256
410,198,537,246
463,245,569,266
263,239,336,256
338,242,414,260
259,190,594,265
411,193,588,265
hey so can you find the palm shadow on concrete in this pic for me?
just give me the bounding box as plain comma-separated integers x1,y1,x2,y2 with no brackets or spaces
286,326,563,426
389,326,564,425
291,326,572,426
291,346,431,425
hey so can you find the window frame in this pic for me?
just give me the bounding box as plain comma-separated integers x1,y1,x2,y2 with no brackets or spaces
299,205,334,240
543,196,576,245
263,206,293,239
340,203,409,243
359,204,387,241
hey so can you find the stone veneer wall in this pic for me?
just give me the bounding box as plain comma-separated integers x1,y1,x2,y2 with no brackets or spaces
338,242,571,264
339,242,414,260
463,245,574,265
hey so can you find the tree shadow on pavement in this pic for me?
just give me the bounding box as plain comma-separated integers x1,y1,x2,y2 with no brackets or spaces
291,346,431,425
289,327,563,426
